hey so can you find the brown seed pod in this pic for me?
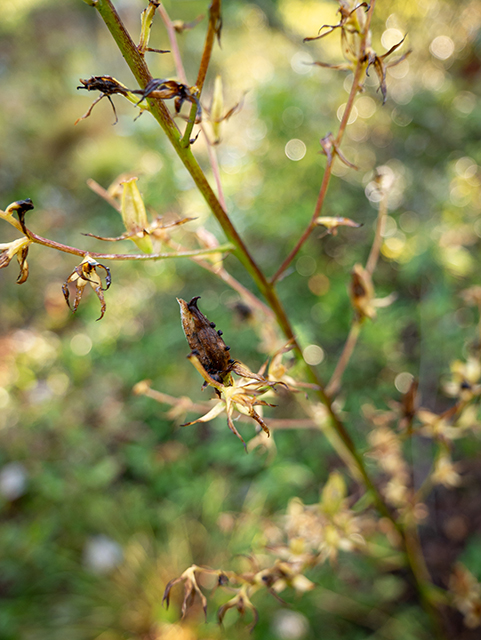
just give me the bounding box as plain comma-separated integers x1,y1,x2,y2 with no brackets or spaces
177,296,234,384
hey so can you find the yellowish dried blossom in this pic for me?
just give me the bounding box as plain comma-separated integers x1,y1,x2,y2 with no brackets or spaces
0,236,31,284
432,453,462,488
417,409,460,440
350,263,376,320
450,563,481,629
444,357,481,401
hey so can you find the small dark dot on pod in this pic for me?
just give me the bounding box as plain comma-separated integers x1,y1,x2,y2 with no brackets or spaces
225,345,231,351
217,330,223,336
210,322,216,328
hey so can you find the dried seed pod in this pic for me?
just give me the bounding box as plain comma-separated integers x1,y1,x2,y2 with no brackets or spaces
177,296,233,384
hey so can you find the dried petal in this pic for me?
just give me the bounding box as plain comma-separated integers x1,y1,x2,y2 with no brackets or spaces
16,244,30,284
120,178,153,253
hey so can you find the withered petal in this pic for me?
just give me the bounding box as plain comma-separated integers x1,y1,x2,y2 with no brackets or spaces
162,576,183,609
16,246,29,284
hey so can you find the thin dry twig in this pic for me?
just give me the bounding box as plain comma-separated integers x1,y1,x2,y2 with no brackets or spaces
158,3,226,208
270,2,376,285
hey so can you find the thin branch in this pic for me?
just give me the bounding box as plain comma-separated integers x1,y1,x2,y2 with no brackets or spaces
157,3,226,209
0,211,234,260
181,0,221,147
157,4,187,83
365,186,388,275
270,2,375,284
326,320,361,396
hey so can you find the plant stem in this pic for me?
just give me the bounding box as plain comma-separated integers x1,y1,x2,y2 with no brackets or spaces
326,184,389,396
270,3,375,284
326,320,362,396
158,3,227,208
0,211,234,260
181,0,221,147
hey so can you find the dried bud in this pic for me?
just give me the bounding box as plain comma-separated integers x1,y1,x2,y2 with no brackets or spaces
62,256,111,321
120,178,153,253
315,216,362,235
178,296,233,385
350,263,376,320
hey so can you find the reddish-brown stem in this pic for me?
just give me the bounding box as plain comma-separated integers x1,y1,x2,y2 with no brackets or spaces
196,0,221,91
1,215,234,261
326,320,361,396
270,3,375,284
270,164,332,284
158,3,226,208
181,0,221,146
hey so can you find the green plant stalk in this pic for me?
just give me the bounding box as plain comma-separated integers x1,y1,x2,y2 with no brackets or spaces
89,1,442,624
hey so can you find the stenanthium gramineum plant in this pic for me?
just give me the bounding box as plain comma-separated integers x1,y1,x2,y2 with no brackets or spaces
2,0,481,635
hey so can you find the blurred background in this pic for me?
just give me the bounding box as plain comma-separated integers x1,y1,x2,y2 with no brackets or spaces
1,0,481,638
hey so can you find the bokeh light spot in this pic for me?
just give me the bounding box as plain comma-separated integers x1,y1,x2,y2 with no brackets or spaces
285,139,306,161
303,344,325,366
429,35,455,60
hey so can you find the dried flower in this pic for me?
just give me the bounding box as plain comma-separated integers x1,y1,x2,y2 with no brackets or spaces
178,296,284,447
206,75,242,145
432,452,461,488
350,263,376,320
305,1,410,104
0,237,31,284
318,132,358,170
450,563,481,629
62,256,111,320
417,409,460,441
444,357,481,401
162,565,209,620
217,585,259,632
315,216,362,236
75,75,131,125
132,79,202,122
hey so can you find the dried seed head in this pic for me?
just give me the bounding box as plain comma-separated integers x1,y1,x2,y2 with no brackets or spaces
177,297,233,384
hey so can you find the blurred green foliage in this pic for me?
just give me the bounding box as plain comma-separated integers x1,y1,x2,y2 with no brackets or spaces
1,0,481,638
